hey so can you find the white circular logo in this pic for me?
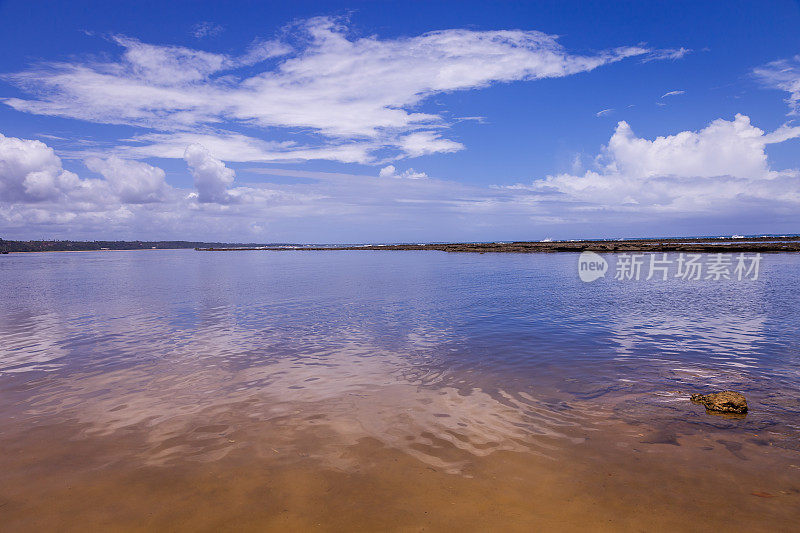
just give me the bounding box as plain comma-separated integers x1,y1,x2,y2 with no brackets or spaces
578,251,608,282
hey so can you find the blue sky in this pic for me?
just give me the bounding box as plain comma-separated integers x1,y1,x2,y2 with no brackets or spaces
1,0,799,242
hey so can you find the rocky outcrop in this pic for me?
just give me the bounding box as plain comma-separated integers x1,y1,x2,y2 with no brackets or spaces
690,391,748,414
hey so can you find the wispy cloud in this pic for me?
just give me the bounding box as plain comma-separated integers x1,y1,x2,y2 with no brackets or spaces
2,17,660,164
753,55,800,115
661,89,685,98
595,108,614,117
642,47,692,63
191,22,224,39
379,165,428,179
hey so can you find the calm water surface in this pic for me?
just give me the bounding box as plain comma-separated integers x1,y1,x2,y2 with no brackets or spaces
1,250,799,531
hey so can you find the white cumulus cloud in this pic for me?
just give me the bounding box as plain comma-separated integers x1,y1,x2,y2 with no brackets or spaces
0,132,85,202
508,114,800,212
6,112,797,241
0,132,176,212
183,144,236,203
85,156,171,204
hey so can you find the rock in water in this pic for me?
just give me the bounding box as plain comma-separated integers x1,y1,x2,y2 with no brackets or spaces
690,391,748,414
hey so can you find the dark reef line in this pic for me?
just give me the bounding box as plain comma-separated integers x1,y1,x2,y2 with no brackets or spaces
198,236,800,254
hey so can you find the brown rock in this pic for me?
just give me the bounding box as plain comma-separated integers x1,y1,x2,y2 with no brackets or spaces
690,391,748,414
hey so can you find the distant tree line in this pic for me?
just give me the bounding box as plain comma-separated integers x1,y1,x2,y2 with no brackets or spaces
0,239,272,253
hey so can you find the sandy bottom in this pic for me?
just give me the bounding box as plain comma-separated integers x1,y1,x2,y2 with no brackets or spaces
2,377,799,532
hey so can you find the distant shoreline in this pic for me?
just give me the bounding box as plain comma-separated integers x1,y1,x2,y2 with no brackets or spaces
4,236,800,254
0,240,266,254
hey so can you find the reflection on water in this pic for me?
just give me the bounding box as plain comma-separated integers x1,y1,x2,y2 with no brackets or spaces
1,250,800,530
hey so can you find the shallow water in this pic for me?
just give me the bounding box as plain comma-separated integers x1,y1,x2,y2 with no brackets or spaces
1,250,799,531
